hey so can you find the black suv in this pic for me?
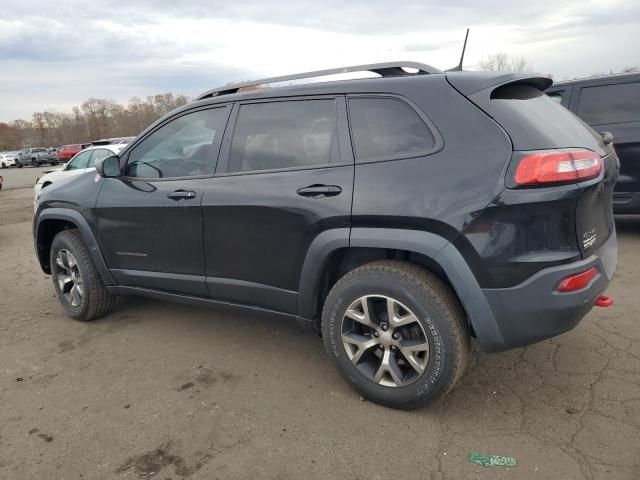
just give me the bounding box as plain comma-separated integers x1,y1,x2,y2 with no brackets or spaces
546,73,640,213
34,62,618,409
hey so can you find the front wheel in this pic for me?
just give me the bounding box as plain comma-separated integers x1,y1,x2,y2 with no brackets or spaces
50,229,115,321
322,260,469,409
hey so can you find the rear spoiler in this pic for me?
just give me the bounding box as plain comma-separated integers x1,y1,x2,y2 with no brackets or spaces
446,72,553,97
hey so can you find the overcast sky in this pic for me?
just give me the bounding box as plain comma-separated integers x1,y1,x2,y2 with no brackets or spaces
1,0,639,121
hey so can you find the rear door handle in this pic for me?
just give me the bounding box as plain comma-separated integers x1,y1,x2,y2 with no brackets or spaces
297,184,342,198
167,190,197,200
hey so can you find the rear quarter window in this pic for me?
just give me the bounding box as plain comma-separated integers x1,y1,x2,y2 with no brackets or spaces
577,81,640,125
486,84,604,152
348,97,435,162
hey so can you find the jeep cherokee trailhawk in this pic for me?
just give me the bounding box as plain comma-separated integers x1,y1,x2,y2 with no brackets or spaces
33,62,618,409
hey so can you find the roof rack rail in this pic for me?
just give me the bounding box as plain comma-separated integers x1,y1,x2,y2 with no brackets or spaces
196,61,442,100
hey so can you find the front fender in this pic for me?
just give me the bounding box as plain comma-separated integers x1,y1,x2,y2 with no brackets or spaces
34,208,115,285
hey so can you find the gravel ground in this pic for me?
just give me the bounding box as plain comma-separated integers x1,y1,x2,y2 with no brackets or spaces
0,165,58,191
0,187,639,479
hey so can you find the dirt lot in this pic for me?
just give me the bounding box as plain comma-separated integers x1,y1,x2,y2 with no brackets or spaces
1,187,639,480
0,165,56,191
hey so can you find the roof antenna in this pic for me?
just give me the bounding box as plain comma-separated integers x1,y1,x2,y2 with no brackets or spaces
446,28,469,72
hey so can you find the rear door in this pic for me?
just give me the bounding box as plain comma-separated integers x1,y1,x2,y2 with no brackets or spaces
96,105,231,296
201,96,353,314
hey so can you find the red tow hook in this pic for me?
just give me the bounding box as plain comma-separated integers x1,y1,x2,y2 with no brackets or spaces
595,295,614,307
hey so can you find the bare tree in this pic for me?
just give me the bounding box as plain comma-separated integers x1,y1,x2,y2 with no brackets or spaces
480,52,532,72
1,93,190,150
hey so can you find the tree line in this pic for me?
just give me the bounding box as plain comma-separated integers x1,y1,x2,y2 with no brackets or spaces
0,93,189,151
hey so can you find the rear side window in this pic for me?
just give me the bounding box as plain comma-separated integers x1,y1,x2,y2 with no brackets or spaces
577,82,640,125
228,99,337,173
348,97,435,162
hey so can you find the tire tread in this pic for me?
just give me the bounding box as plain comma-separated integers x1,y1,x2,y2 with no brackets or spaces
323,259,470,409
51,229,115,321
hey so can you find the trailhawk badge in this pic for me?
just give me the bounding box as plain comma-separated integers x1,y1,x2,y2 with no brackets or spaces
583,228,597,249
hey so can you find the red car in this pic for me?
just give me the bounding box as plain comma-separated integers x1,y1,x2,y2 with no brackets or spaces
57,144,83,162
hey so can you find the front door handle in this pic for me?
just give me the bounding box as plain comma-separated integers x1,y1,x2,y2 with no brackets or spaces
297,184,342,199
167,190,196,200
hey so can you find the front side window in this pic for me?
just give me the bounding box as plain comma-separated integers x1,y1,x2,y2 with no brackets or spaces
126,108,227,178
228,99,338,173
577,82,640,125
348,97,435,162
66,150,92,170
88,148,113,168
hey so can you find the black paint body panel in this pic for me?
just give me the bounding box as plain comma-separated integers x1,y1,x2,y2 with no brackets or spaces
33,70,618,352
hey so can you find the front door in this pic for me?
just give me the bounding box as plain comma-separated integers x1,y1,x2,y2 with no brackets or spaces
96,105,230,296
202,97,354,314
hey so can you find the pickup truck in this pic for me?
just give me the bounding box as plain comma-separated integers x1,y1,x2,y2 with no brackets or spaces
16,148,60,167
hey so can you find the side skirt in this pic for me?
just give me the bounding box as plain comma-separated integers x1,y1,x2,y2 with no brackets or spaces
106,285,313,328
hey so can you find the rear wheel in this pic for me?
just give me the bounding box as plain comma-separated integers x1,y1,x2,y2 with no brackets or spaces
50,229,115,321
322,260,469,409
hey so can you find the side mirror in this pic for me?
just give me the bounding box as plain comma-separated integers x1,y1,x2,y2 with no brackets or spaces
95,155,121,178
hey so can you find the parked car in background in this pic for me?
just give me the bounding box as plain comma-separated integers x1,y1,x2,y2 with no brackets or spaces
92,137,136,146
16,147,59,167
16,147,47,168
33,62,618,409
40,148,60,165
0,152,18,168
546,73,640,213
34,144,126,197
57,144,84,163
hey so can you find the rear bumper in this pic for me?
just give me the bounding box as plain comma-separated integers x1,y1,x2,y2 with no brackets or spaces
478,229,617,352
613,191,640,214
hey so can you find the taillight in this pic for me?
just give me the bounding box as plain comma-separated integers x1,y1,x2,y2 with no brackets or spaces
557,267,598,292
514,149,602,186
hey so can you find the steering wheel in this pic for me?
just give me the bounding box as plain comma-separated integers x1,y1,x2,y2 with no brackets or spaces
128,160,163,178
176,159,206,176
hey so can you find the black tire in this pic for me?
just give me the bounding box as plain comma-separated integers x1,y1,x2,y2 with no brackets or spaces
50,229,115,321
322,260,470,410
17,162,23,168
1,162,6,169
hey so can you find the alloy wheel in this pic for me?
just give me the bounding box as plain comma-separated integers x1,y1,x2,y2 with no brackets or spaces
341,295,430,388
54,249,84,307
